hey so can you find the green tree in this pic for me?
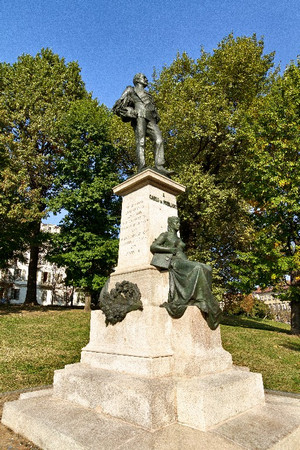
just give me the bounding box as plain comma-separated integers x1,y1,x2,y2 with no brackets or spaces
232,60,300,334
47,99,120,305
0,49,87,303
0,178,29,269
0,74,28,266
148,34,275,296
111,35,276,297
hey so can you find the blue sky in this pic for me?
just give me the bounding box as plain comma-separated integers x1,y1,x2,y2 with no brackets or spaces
1,0,299,224
1,0,299,109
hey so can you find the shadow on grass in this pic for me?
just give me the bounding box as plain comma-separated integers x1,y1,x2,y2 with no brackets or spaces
280,342,300,352
0,304,84,316
221,314,291,335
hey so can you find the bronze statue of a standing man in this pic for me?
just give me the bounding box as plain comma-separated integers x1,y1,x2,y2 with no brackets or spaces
113,73,173,176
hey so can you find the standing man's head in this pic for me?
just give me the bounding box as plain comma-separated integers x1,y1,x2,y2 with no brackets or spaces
133,73,148,87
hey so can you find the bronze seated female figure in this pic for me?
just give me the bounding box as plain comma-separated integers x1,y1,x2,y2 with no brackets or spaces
150,216,222,330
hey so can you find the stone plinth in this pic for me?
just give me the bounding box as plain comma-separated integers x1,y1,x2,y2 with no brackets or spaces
177,369,265,430
79,170,232,384
51,169,260,432
3,391,300,450
2,391,300,450
80,305,232,379
53,363,176,430
2,169,270,446
113,169,185,273
81,170,186,381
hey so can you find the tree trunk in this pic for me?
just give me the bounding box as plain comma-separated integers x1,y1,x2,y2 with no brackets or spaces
84,293,91,312
24,222,41,305
69,287,74,307
290,301,300,335
290,270,300,335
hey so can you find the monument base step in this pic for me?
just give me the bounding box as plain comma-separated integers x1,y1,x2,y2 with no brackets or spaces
2,391,299,450
177,368,265,430
53,363,176,430
51,363,264,431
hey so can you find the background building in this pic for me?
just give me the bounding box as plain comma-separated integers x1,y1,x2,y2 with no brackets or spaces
0,224,84,306
253,287,291,323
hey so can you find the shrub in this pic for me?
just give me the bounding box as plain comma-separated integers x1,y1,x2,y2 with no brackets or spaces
223,293,274,319
248,299,274,319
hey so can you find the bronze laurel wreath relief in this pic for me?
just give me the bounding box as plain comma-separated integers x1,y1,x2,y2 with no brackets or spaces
99,280,143,326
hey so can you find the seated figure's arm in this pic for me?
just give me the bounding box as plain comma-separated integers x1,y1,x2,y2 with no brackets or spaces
150,232,176,255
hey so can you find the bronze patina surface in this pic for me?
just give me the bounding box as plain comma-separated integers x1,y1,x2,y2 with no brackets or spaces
113,73,173,177
99,280,143,326
151,216,222,330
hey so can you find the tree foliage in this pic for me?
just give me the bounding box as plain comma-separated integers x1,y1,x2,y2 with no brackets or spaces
0,49,87,221
147,34,275,296
109,34,277,298
47,99,120,296
0,49,118,304
232,60,300,333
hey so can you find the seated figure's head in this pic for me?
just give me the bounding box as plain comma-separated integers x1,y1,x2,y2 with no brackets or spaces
133,73,148,87
168,216,180,231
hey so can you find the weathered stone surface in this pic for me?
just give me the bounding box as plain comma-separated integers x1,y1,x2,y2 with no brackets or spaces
171,306,232,376
2,391,300,449
113,169,185,272
82,304,232,378
113,168,185,197
177,368,265,431
213,392,300,449
81,351,174,377
117,423,242,450
81,301,174,377
2,394,145,450
84,272,172,358
110,265,170,307
53,363,176,430
19,388,53,400
1,170,276,448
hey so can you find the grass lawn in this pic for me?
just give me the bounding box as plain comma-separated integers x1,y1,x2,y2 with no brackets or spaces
0,306,90,392
221,315,300,393
0,306,299,393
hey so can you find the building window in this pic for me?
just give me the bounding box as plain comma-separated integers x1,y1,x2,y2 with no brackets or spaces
42,272,49,283
77,292,85,302
41,290,47,303
14,268,22,279
12,289,20,300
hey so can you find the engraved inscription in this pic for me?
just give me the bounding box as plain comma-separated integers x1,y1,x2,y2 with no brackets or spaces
120,200,148,257
149,194,177,209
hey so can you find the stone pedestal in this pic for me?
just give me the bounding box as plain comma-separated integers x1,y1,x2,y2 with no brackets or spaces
2,169,272,448
52,169,263,431
114,168,184,272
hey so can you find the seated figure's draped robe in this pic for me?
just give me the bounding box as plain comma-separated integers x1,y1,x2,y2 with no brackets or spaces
151,232,222,330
